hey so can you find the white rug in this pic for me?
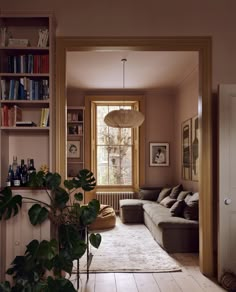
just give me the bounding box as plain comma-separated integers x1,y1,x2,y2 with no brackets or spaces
79,218,181,273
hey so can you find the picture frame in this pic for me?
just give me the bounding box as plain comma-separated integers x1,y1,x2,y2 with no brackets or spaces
150,142,169,166
191,115,199,181
68,125,79,135
67,140,80,158
182,118,192,180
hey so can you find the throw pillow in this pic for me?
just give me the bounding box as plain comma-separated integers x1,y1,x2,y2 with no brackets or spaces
170,200,187,217
184,193,193,204
157,187,172,203
138,189,161,201
169,184,183,199
160,196,177,208
189,192,199,202
183,201,199,220
177,191,192,201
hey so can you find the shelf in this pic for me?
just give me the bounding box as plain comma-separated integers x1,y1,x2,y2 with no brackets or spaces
0,46,49,51
67,161,84,165
1,126,49,131
67,121,83,124
67,134,83,138
0,100,50,107
0,73,49,77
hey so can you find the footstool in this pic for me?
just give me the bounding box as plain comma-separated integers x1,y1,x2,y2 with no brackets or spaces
120,199,144,223
89,204,116,230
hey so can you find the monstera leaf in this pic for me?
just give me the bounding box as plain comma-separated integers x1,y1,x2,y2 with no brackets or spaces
28,204,49,225
76,169,96,191
46,276,76,292
80,199,100,226
53,187,69,209
0,187,22,220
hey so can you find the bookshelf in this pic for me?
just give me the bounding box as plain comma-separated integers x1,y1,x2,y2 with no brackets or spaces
66,106,84,178
0,13,55,186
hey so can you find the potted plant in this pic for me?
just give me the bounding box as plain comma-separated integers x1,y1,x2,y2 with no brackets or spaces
0,168,101,291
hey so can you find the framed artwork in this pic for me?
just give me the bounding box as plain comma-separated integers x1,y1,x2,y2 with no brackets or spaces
68,125,79,135
191,115,199,181
67,140,80,158
182,119,192,180
150,142,169,166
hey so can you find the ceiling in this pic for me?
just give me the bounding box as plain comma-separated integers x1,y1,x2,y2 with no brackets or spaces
66,51,198,90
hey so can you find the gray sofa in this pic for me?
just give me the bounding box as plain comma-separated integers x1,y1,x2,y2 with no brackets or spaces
119,186,199,253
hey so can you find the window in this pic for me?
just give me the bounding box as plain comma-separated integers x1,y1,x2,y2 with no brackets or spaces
96,105,133,186
88,96,144,191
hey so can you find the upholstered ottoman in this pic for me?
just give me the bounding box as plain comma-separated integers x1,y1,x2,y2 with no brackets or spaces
89,204,116,230
120,199,144,223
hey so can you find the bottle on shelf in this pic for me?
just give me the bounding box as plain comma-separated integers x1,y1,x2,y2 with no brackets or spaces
6,165,14,187
28,159,36,175
20,159,28,186
12,156,18,174
13,166,21,187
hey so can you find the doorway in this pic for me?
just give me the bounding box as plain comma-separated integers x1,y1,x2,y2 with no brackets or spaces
55,37,213,276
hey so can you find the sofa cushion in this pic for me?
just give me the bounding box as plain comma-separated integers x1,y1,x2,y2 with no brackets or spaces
157,187,172,203
183,201,199,220
184,193,193,204
159,196,177,208
138,188,161,201
189,192,199,202
177,191,192,201
170,200,187,217
169,184,183,199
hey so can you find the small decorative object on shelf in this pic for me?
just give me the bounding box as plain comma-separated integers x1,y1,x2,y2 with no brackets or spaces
37,28,49,47
0,26,7,47
8,38,29,47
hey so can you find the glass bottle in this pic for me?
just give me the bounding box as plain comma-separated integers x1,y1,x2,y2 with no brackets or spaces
13,166,21,187
6,165,13,187
28,159,36,175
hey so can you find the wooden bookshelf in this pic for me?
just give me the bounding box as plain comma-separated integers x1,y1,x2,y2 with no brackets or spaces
0,13,55,186
66,106,85,178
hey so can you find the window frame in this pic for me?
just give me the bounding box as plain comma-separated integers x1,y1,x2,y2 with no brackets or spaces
85,95,145,192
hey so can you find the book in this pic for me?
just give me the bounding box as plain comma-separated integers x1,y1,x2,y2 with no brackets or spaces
16,121,36,127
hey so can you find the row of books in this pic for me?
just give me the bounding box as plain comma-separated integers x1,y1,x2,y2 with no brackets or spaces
40,108,50,127
1,105,22,127
7,54,49,74
1,105,49,127
0,78,49,100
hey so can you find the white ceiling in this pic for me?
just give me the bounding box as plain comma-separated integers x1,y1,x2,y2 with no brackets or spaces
66,51,198,90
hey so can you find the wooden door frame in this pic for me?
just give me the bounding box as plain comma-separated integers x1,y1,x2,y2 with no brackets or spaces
56,36,213,276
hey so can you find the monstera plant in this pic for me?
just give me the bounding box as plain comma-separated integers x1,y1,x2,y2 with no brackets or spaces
0,169,101,291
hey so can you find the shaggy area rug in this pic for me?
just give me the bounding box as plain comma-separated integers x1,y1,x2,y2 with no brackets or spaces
79,218,181,273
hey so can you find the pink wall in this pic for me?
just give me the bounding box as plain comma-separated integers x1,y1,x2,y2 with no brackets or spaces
144,90,176,187
2,0,236,90
174,68,199,192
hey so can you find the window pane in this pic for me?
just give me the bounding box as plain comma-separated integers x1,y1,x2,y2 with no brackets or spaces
97,146,108,185
96,104,133,186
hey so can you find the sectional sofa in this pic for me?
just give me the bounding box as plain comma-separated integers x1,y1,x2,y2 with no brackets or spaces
119,185,199,253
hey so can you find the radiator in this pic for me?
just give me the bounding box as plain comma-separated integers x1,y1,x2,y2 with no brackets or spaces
96,192,134,212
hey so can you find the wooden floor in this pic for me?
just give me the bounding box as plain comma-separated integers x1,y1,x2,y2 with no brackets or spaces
70,253,226,292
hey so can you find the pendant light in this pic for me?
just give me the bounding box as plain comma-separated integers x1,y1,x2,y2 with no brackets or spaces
104,58,145,128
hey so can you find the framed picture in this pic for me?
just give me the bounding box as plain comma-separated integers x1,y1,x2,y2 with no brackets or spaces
68,125,79,135
150,142,169,166
182,119,192,180
67,140,80,158
191,115,199,181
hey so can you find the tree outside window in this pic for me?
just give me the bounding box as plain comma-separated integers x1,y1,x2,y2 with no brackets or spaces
96,105,133,186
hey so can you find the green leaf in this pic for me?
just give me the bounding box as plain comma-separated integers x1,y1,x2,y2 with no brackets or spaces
76,169,96,191
88,199,100,214
89,233,102,248
0,281,11,292
64,179,75,190
28,171,45,187
37,239,58,261
28,204,49,225
47,276,77,291
45,172,61,190
74,192,83,201
54,187,69,209
0,187,22,220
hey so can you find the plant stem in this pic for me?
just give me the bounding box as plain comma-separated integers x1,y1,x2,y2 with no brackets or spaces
22,196,52,209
